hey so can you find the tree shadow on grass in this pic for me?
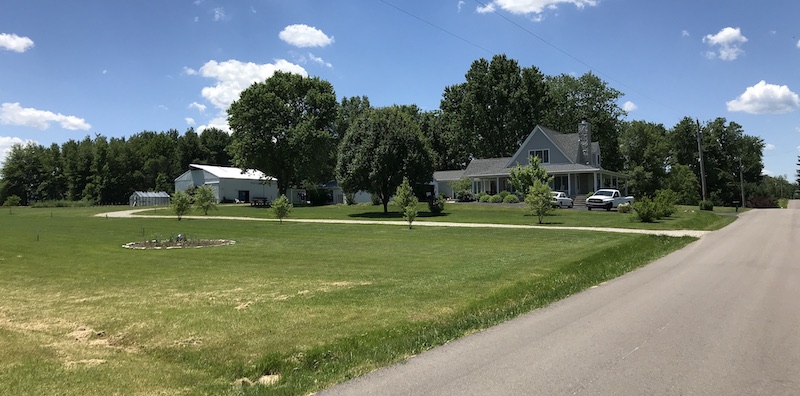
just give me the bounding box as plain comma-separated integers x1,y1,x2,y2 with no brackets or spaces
348,212,451,219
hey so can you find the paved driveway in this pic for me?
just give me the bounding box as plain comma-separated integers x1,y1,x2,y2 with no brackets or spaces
318,204,800,395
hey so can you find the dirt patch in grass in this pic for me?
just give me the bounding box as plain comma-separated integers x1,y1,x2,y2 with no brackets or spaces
122,239,235,250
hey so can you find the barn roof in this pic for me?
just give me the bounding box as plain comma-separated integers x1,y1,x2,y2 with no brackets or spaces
188,164,275,181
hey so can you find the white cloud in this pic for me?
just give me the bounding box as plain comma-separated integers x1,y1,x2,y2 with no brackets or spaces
476,0,597,15
765,143,775,151
157,104,169,111
189,102,207,112
279,24,334,48
703,27,747,61
797,39,800,49
0,136,37,166
762,169,773,176
188,59,307,132
622,101,638,112
308,53,333,68
681,30,690,38
0,102,91,130
193,59,306,111
198,115,231,133
185,117,196,126
726,81,800,114
458,1,465,12
0,33,34,52
476,3,495,13
212,7,227,22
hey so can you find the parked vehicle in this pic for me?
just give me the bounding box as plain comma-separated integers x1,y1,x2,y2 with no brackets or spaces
586,189,634,211
551,191,574,208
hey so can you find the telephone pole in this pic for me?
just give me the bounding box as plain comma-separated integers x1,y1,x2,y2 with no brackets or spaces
696,119,707,202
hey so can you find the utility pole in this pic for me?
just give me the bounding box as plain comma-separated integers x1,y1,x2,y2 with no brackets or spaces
696,119,707,202
739,156,745,206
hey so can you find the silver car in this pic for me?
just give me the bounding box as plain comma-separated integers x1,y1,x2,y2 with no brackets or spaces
551,191,574,208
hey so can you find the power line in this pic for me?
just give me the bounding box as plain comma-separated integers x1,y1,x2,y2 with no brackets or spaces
377,0,495,56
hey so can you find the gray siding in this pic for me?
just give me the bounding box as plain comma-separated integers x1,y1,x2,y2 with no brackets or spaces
510,130,570,166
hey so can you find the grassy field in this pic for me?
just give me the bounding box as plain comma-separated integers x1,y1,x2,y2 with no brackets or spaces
1,206,706,395
139,201,738,231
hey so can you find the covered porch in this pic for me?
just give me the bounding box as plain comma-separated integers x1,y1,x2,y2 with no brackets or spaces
470,170,628,198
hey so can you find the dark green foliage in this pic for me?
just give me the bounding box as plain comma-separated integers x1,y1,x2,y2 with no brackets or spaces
306,189,330,206
665,164,700,205
699,200,714,211
228,71,338,196
747,195,778,208
633,196,659,222
336,106,435,214
439,54,549,162
541,72,625,171
455,190,475,202
654,189,679,218
428,196,445,214
503,194,520,204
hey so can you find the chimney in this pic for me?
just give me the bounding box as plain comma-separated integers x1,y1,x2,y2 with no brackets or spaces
578,120,592,165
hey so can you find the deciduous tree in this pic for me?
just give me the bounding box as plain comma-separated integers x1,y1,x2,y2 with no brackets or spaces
336,106,435,214
228,71,338,195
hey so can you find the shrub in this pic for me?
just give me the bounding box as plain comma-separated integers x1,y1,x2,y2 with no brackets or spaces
699,200,714,211
171,190,193,221
503,194,520,204
403,197,419,229
456,190,474,202
654,189,678,218
477,191,488,200
586,191,594,197
479,194,490,203
344,192,356,205
779,198,788,209
617,202,632,213
633,196,659,222
370,193,382,206
272,194,293,223
525,181,553,224
488,194,503,203
428,196,445,214
498,190,510,199
193,185,218,215
748,195,778,208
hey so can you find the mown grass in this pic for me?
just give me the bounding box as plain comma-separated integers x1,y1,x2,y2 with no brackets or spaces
149,202,738,231
1,206,696,395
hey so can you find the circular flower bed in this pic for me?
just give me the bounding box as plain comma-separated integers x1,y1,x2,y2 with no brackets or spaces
122,239,235,250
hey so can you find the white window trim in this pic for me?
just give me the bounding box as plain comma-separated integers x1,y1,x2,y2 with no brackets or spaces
529,149,550,164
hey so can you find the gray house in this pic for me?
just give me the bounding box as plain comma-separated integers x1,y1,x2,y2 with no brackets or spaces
174,164,278,203
433,122,627,198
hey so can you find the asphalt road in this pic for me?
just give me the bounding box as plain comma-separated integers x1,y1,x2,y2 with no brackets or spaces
319,203,800,395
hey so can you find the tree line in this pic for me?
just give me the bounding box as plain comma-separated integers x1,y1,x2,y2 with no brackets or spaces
1,54,789,207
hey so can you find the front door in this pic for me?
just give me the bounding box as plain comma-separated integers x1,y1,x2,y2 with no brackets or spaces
238,190,250,202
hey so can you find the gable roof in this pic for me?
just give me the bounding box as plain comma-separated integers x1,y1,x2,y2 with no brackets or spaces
507,124,600,166
432,170,467,182
464,157,513,177
188,164,275,181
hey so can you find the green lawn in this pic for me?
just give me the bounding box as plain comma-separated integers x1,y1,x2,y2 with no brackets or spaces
144,201,737,231
1,206,699,395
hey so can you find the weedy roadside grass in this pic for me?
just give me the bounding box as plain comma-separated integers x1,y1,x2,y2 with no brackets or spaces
1,206,696,395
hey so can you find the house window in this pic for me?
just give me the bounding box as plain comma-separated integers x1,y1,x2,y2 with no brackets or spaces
595,153,601,166
529,149,550,164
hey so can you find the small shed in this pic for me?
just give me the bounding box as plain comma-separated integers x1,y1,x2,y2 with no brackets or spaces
129,191,170,207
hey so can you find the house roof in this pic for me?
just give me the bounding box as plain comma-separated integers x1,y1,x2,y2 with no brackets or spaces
463,157,513,177
188,164,275,181
432,170,466,182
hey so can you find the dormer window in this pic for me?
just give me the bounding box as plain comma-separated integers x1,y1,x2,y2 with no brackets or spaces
595,153,601,166
529,149,550,164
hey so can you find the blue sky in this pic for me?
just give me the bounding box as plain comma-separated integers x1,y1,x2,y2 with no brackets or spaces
2,0,799,179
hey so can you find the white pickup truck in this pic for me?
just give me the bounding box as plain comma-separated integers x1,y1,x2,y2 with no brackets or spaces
586,189,634,211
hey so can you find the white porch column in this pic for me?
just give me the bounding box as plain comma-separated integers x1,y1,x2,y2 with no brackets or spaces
496,177,500,194
593,172,598,192
567,174,572,197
